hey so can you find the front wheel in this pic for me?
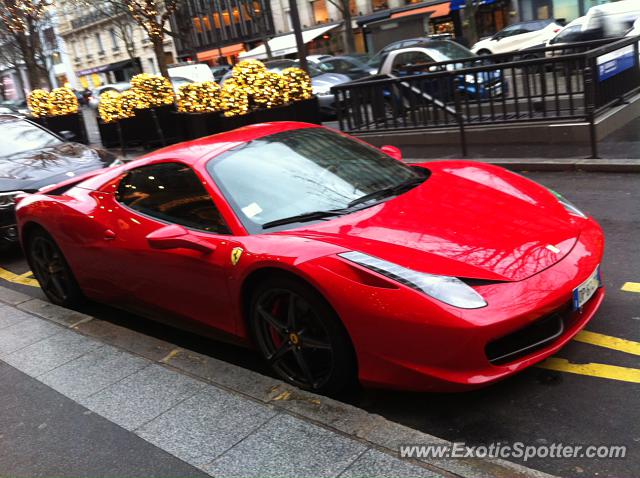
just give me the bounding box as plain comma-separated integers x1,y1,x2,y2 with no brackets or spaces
249,275,356,395
26,230,83,307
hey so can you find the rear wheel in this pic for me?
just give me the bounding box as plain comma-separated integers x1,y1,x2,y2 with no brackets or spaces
249,275,356,395
26,230,83,307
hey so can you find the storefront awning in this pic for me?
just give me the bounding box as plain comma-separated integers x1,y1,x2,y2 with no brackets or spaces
197,43,245,62
391,2,449,19
239,24,340,60
450,0,496,11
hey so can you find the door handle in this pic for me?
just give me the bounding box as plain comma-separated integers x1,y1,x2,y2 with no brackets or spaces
104,229,116,241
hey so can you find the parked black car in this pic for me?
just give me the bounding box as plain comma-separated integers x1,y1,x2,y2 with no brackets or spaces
0,115,120,248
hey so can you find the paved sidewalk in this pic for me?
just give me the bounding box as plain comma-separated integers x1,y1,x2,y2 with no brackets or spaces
0,286,554,478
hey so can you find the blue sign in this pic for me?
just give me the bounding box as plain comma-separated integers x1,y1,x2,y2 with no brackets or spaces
450,0,496,12
597,45,637,81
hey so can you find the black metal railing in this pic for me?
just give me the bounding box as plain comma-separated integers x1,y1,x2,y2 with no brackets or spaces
333,36,640,158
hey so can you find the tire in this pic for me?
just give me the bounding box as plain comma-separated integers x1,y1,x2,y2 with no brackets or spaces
249,274,357,395
26,229,84,307
477,49,492,56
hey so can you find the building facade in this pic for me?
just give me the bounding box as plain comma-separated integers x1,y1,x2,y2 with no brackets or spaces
56,0,177,91
517,0,612,23
170,0,276,64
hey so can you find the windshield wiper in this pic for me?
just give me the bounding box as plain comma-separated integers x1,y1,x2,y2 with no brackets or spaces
262,209,347,229
347,177,426,209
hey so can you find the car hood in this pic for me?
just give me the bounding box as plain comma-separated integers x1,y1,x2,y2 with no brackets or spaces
0,142,110,192
312,73,351,87
472,37,493,51
281,162,582,282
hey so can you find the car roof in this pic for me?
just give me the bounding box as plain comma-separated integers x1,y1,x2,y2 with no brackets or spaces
139,121,322,166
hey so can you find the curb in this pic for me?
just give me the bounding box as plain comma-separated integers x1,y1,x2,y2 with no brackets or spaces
0,286,556,478
406,158,640,173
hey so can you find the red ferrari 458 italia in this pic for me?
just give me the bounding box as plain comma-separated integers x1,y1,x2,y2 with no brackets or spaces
15,122,605,393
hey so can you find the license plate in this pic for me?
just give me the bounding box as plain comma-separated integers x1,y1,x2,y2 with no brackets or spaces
572,266,601,310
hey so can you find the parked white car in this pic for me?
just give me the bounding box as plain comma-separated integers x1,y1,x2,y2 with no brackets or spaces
168,63,215,83
472,19,562,55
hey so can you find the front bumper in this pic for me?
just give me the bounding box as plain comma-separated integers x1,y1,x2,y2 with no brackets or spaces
310,217,605,392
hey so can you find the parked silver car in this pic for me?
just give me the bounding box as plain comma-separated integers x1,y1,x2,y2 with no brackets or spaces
88,82,131,109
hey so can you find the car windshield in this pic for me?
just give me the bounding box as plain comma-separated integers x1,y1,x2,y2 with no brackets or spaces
207,128,425,233
1,120,62,157
426,41,476,60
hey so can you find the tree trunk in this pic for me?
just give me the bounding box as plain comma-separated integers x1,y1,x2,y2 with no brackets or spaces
342,7,355,54
262,13,273,60
16,32,43,90
153,36,169,78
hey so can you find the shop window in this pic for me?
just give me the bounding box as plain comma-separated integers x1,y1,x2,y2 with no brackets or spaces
311,0,329,24
552,0,580,22
349,0,357,15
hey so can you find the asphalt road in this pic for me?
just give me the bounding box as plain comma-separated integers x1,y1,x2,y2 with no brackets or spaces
0,171,638,478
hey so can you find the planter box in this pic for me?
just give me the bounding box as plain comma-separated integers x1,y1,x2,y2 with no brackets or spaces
31,112,88,144
97,105,181,150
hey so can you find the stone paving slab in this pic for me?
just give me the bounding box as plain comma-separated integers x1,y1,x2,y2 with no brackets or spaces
80,363,206,431
0,315,62,357
39,344,150,400
137,385,279,467
0,288,556,478
203,414,368,478
3,328,103,377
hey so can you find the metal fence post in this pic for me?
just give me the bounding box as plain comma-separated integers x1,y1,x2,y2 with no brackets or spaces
584,58,599,159
453,78,467,157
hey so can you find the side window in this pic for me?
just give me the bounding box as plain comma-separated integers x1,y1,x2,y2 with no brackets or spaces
318,61,336,72
392,51,435,74
116,162,231,234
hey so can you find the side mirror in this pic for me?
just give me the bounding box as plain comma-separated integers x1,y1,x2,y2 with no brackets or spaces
146,224,215,254
380,145,402,161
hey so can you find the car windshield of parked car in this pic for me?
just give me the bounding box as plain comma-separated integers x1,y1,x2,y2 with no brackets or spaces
207,128,425,232
426,41,476,61
1,121,62,157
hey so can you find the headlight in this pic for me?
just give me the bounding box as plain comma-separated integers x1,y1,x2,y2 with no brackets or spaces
312,85,332,96
0,191,24,209
338,251,487,309
550,189,587,218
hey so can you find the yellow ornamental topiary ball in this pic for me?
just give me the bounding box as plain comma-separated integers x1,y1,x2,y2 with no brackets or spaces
252,71,286,109
220,80,249,117
281,67,313,102
98,90,121,123
130,73,175,108
118,90,138,119
27,89,51,118
231,60,266,89
49,87,79,116
177,81,222,113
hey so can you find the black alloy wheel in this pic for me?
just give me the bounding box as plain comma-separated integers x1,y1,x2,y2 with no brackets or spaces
250,276,356,394
27,231,83,307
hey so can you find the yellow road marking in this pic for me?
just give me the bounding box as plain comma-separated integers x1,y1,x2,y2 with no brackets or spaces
574,330,640,356
538,358,640,384
0,267,40,288
621,282,640,293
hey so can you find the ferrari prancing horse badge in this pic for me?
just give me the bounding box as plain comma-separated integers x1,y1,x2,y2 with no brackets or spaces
231,247,243,266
